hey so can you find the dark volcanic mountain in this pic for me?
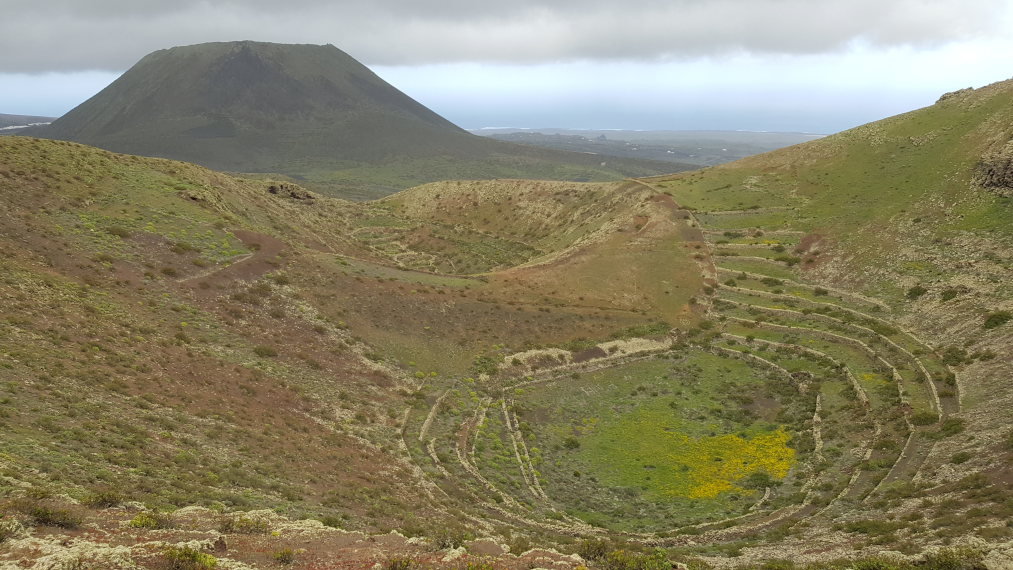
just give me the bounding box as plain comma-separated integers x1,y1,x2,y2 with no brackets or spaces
32,41,681,198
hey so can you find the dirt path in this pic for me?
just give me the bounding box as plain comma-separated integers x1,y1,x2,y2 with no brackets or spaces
183,229,286,296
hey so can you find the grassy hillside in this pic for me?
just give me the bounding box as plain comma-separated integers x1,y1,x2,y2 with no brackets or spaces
0,135,709,568
2,73,1012,570
620,80,1013,561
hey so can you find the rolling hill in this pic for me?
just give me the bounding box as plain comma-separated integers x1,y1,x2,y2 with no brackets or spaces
27,41,685,199
0,113,53,131
1,78,1012,570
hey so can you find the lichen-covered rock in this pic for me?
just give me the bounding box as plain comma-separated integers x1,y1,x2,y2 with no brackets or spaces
2,538,138,570
441,546,467,562
984,541,1013,570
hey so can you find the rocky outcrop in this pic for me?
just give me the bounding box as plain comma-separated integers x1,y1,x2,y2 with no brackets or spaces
936,87,974,104
975,140,1013,197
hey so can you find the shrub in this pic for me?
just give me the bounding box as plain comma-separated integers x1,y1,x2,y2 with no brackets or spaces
941,347,968,366
218,514,269,534
106,226,131,238
272,549,295,564
577,538,614,561
430,524,469,549
163,545,218,569
82,489,122,508
252,346,278,358
906,285,928,300
911,411,939,426
600,549,670,570
8,496,83,528
129,510,175,529
741,471,777,490
383,557,420,570
950,451,972,464
841,519,905,535
983,311,1012,329
918,546,984,570
169,242,199,255
813,287,829,296
940,289,960,301
930,418,966,439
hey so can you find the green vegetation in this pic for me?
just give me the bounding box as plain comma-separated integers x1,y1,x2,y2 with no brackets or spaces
272,549,296,564
163,546,218,569
2,75,1013,568
129,511,175,529
983,311,1011,329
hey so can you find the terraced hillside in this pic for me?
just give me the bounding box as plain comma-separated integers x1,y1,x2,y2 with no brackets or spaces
385,82,1013,564
2,80,1013,570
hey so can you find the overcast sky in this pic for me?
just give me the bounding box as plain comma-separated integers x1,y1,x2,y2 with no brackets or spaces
2,0,1012,132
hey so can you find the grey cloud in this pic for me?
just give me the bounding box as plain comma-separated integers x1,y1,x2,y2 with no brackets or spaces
2,0,1007,72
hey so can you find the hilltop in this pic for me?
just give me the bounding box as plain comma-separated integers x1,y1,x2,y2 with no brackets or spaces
1,78,1012,570
28,41,683,199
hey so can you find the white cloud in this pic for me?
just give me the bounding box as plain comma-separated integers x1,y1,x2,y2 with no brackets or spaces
2,0,1010,72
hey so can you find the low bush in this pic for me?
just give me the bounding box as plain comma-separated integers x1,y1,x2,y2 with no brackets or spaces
599,548,670,570
272,549,295,564
106,226,131,238
929,418,966,439
841,519,905,535
252,346,278,358
82,489,123,508
129,510,175,529
983,311,1011,329
7,495,83,529
577,538,614,561
950,451,972,465
383,557,421,570
163,545,218,569
918,546,984,570
218,513,269,534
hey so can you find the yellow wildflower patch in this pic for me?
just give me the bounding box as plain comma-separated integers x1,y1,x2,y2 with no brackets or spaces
584,408,795,500
673,429,795,499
